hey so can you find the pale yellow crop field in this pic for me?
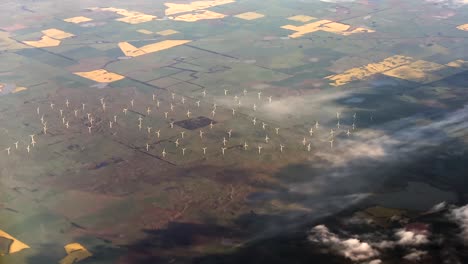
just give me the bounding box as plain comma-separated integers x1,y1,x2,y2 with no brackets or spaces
42,28,75,39
0,229,30,255
60,243,92,264
118,40,191,57
282,19,374,38
137,29,153,35
23,35,61,48
12,86,28,93
325,55,414,86
74,69,125,83
234,12,265,20
164,0,235,16
156,29,179,36
326,56,468,86
456,24,468,31
383,60,458,84
287,15,316,23
88,7,156,24
446,59,468,68
63,16,93,24
22,28,75,48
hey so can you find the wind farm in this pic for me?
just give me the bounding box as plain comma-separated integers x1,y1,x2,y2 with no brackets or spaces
6,86,360,164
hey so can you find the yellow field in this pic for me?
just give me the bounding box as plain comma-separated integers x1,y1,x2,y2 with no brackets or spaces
22,28,75,48
42,28,75,40
140,40,191,53
234,12,265,20
282,20,329,38
0,229,30,255
12,86,28,93
23,35,61,48
383,65,440,83
164,0,235,16
89,7,156,24
282,19,374,38
156,29,179,36
383,60,455,83
287,15,316,23
137,29,153,35
325,55,414,86
326,56,468,86
117,15,156,24
446,59,468,68
63,16,93,24
60,243,92,264
118,42,147,57
456,24,468,31
118,40,191,57
74,69,125,83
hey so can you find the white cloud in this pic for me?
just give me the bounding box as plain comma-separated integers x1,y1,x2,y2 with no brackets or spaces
259,91,350,121
373,240,396,249
341,239,379,261
449,204,468,242
427,201,447,214
309,225,379,262
284,104,468,222
325,103,468,169
212,91,351,132
395,229,430,246
309,225,341,244
403,250,427,262
373,226,431,249
286,106,468,232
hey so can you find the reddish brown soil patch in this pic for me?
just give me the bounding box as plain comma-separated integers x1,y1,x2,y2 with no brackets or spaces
1,24,27,32
47,190,123,220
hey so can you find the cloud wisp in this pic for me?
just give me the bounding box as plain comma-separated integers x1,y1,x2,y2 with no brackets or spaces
449,204,468,243
308,224,433,263
308,225,380,262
